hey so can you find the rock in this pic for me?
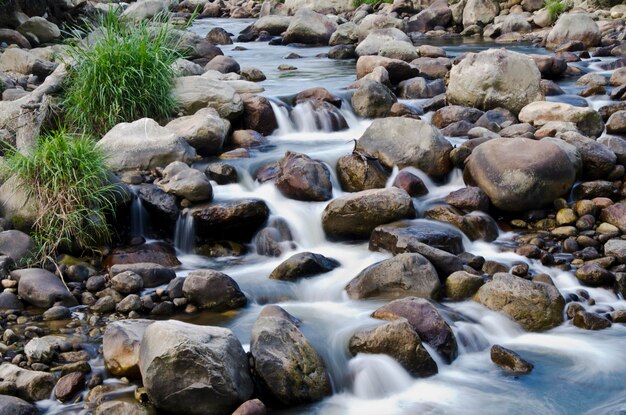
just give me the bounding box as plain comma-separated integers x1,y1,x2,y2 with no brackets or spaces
189,199,269,242
206,55,240,74
241,95,277,136
172,76,243,119
346,253,441,300
370,218,464,256
408,0,452,32
474,273,564,331
165,108,229,156
139,320,253,415
573,311,611,330
607,111,626,135
356,117,452,177
269,252,339,281
98,118,197,171
231,130,267,148
462,0,499,26
183,269,246,310
392,170,428,197
283,0,353,13
275,152,332,202
546,13,601,50
329,21,359,45
490,345,533,374
445,271,484,299
445,187,489,211
322,188,414,240
17,17,60,44
0,395,35,415
206,27,233,45
14,268,77,309
291,99,348,132
356,55,420,84
54,371,85,402
253,15,292,35
157,162,212,202
336,153,390,192
558,131,616,179
0,230,35,263
94,401,151,415
604,239,626,263
122,0,170,20
575,263,614,286
329,45,356,59
0,291,23,311
379,41,419,62
103,320,153,378
110,263,175,288
372,297,457,361
351,80,396,118
137,185,179,224
398,77,445,99
355,28,411,57
172,58,204,76
250,306,331,406
240,67,266,82
600,203,626,233
349,320,438,377
232,399,266,415
447,49,543,114
111,271,144,294
432,105,483,128
282,9,337,45
464,137,576,211
519,101,604,138
0,48,55,76
205,162,238,184
424,205,499,242
0,363,55,401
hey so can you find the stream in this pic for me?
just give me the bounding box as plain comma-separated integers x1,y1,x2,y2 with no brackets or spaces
41,17,626,415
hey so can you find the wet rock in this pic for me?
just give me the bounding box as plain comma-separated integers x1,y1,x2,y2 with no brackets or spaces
328,45,356,59
165,108,229,156
464,137,576,212
94,401,152,415
293,99,348,131
110,263,176,288
356,117,452,177
445,271,484,300
111,271,144,294
447,49,543,114
183,269,246,311
490,345,533,374
432,105,483,129
607,111,626,135
206,27,233,45
139,320,253,415
137,184,179,224
206,162,238,184
103,320,153,378
398,77,445,99
349,320,438,377
157,162,212,202
240,94,277,136
0,395,35,415
336,153,390,192
0,230,35,263
104,242,178,270
351,80,396,118
372,297,457,362
172,76,243,119
346,253,441,300
0,291,22,311
322,187,414,240
558,131,616,179
231,129,267,148
282,9,337,45
356,55,420,84
253,15,292,36
232,399,266,415
573,311,611,330
254,218,293,257
206,55,240,74
0,363,55,401
13,268,77,309
54,371,85,402
92,296,116,313
600,203,626,233
519,101,604,138
98,118,197,171
445,187,489,212
275,152,332,202
190,198,269,242
269,252,339,281
473,273,565,331
408,0,452,32
250,305,331,406
575,263,615,286
117,294,142,313
604,239,626,263
546,13,601,50
424,205,499,242
392,170,428,197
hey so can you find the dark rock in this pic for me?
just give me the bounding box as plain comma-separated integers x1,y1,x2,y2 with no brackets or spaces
490,345,533,374
104,243,181,268
205,162,238,184
336,153,390,192
110,263,176,288
575,264,615,286
573,311,612,330
445,187,489,211
392,170,428,197
182,269,247,311
54,371,85,402
0,395,35,415
13,268,77,309
275,152,332,202
269,252,339,281
189,199,269,243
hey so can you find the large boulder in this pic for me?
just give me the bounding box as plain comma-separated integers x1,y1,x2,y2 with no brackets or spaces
474,273,564,331
355,28,412,57
349,320,438,377
275,152,332,202
447,49,543,114
0,363,55,401
122,0,171,20
241,94,277,136
322,187,414,240
97,118,197,171
346,253,441,300
17,17,60,44
356,118,452,177
172,76,244,119
0,230,35,263
372,297,457,362
14,268,77,309
250,306,331,406
518,101,605,138
546,13,601,49
189,199,269,242
464,137,576,211
165,108,229,156
139,321,253,415
462,0,499,26
103,319,153,378
282,9,337,45
253,15,292,35
0,395,35,415
156,162,212,202
182,269,247,311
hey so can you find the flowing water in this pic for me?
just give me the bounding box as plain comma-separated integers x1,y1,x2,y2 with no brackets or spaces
41,18,626,415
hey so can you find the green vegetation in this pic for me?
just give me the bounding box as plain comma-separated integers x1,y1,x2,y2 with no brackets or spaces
352,0,393,8
2,130,118,261
545,0,570,21
63,11,180,136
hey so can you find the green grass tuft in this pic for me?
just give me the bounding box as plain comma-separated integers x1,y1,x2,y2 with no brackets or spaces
2,130,119,261
63,11,181,136
545,0,570,21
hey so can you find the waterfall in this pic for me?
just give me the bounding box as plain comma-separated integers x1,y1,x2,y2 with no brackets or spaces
129,186,149,238
174,211,195,254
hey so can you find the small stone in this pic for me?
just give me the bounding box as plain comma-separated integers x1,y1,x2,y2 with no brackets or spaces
43,306,71,321
91,296,116,313
556,208,577,226
575,264,615,286
573,311,611,330
55,371,85,402
490,345,533,374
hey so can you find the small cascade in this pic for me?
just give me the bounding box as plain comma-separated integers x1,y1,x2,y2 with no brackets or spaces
269,100,295,135
174,212,195,254
349,354,414,399
129,186,149,238
269,98,360,135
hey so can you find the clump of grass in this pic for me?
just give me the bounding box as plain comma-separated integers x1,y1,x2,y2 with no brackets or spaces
2,130,118,261
63,11,180,136
545,0,570,21
353,0,393,8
